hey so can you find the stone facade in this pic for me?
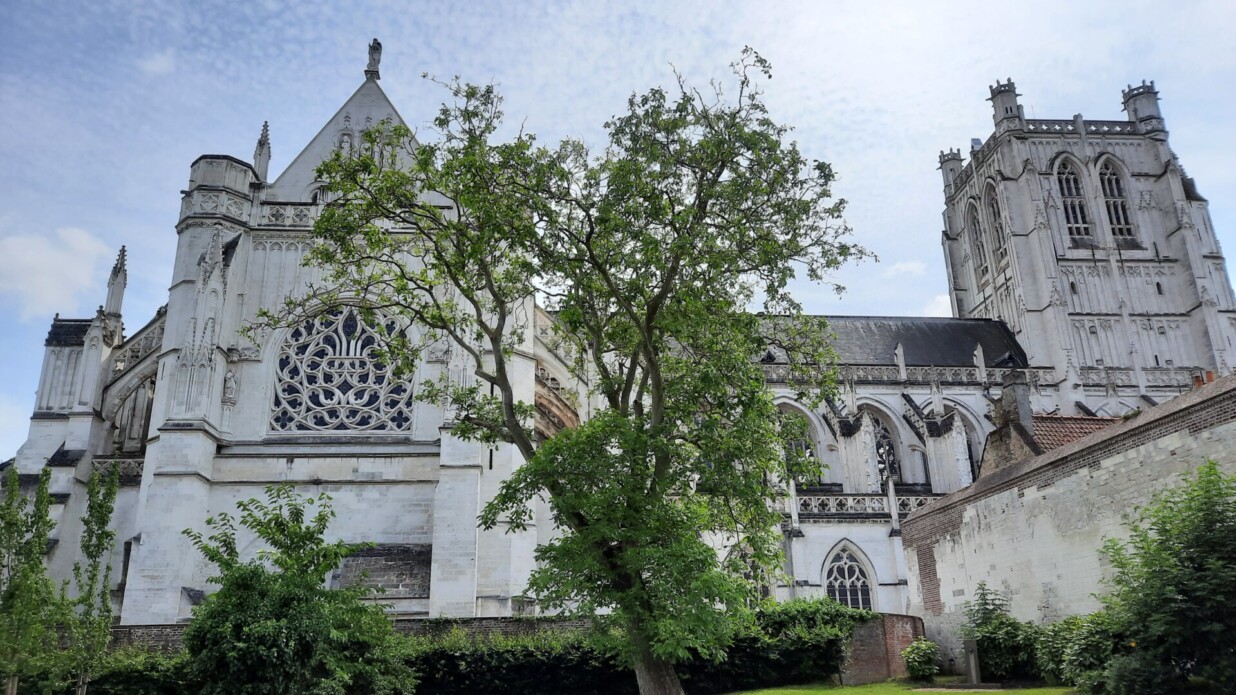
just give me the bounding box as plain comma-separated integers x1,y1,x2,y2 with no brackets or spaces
901,374,1236,661
4,53,1232,644
940,80,1236,414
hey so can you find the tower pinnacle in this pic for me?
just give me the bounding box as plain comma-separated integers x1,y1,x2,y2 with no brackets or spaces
254,121,271,181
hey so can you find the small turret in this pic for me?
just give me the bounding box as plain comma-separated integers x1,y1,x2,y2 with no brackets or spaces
1122,80,1165,135
988,78,1023,126
938,149,963,188
253,121,271,182
105,246,126,318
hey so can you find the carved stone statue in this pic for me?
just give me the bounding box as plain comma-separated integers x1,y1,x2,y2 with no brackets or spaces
367,38,382,73
222,369,238,406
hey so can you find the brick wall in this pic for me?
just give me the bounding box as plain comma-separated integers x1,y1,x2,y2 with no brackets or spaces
901,374,1236,663
331,543,431,598
840,613,924,685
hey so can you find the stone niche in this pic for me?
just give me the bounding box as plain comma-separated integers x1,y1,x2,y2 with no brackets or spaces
331,544,432,598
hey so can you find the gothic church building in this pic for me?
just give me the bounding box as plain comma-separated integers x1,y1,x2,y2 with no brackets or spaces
6,51,1232,626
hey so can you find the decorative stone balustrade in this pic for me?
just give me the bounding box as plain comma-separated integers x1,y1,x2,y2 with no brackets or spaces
791,493,937,521
110,314,165,381
260,203,318,227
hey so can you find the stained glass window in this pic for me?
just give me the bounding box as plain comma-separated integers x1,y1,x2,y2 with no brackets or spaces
825,548,872,610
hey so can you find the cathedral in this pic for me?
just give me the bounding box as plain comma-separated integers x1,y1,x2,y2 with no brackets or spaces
7,48,1233,627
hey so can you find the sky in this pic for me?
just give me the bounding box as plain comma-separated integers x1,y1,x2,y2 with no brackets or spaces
1,0,1234,458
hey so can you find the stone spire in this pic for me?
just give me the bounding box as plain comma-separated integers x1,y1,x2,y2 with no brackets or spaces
105,246,126,317
254,121,271,182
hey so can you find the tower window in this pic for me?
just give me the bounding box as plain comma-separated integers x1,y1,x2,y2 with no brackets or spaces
1156,282,1163,295
986,187,1008,264
967,203,989,282
1070,281,1078,295
1100,161,1136,240
1056,161,1092,242
824,548,872,610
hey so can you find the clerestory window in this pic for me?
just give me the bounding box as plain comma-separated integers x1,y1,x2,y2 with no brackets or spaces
1099,161,1136,241
1056,161,1092,243
825,548,873,610
874,420,901,484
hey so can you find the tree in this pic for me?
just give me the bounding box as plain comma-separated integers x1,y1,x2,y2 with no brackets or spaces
0,467,58,695
289,49,865,695
1100,459,1236,693
959,581,1039,682
60,465,120,695
182,484,416,695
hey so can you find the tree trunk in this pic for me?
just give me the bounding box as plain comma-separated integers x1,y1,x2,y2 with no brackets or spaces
6,674,18,695
75,673,88,695
631,635,685,695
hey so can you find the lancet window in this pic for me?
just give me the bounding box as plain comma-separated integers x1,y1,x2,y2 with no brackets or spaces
824,548,873,610
270,308,415,432
1099,161,1136,240
1056,161,1092,241
967,203,989,282
985,187,1008,264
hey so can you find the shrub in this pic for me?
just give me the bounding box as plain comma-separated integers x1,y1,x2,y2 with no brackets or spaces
1101,460,1236,692
901,637,940,682
1036,612,1118,693
960,582,1040,682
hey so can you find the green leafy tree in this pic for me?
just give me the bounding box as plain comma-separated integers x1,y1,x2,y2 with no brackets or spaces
0,467,58,695
182,484,416,695
1100,459,1236,693
60,464,120,695
960,581,1039,682
286,49,864,695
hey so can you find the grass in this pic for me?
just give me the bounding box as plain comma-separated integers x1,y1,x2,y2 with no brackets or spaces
732,681,1077,695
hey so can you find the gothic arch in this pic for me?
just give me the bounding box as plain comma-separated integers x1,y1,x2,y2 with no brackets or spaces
942,398,987,485
820,539,876,611
1094,154,1137,243
965,200,990,283
856,400,906,485
774,397,837,489
983,183,1009,266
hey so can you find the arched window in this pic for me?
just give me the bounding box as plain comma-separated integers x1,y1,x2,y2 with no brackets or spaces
1056,161,1092,242
967,203,989,282
824,548,872,610
874,420,901,484
985,187,1008,264
1099,161,1136,240
270,307,415,432
780,408,832,491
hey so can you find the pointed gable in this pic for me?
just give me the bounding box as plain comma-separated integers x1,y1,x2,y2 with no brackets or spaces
266,77,414,201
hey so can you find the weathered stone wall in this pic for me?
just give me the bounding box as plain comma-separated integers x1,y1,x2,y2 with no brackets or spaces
332,544,432,598
902,375,1236,662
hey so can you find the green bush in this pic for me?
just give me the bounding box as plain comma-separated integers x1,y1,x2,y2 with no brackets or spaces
961,582,1040,682
1036,612,1118,693
16,649,189,695
901,637,940,682
1101,460,1236,693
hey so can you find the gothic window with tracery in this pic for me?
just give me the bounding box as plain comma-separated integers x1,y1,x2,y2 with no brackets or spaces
1099,161,1136,240
270,308,415,432
875,420,901,484
824,548,872,610
967,203,989,282
1056,161,1092,241
985,187,1008,264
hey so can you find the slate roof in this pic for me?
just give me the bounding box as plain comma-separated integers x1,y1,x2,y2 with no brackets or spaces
45,318,92,347
1032,414,1118,451
820,316,1028,368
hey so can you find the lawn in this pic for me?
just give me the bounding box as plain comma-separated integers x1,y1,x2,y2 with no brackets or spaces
732,681,1076,695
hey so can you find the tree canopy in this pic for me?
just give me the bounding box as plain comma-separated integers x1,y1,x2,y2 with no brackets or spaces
289,49,867,695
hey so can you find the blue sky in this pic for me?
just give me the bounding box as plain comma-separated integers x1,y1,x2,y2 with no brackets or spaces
2,0,1234,457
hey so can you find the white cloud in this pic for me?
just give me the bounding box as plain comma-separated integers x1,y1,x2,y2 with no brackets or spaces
137,49,176,76
882,260,927,278
0,227,113,320
921,294,953,317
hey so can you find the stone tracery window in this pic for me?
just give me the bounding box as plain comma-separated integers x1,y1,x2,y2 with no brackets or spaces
967,203,990,282
874,420,901,484
1056,161,1092,242
270,308,415,432
1099,161,1136,240
824,548,872,610
985,186,1008,264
